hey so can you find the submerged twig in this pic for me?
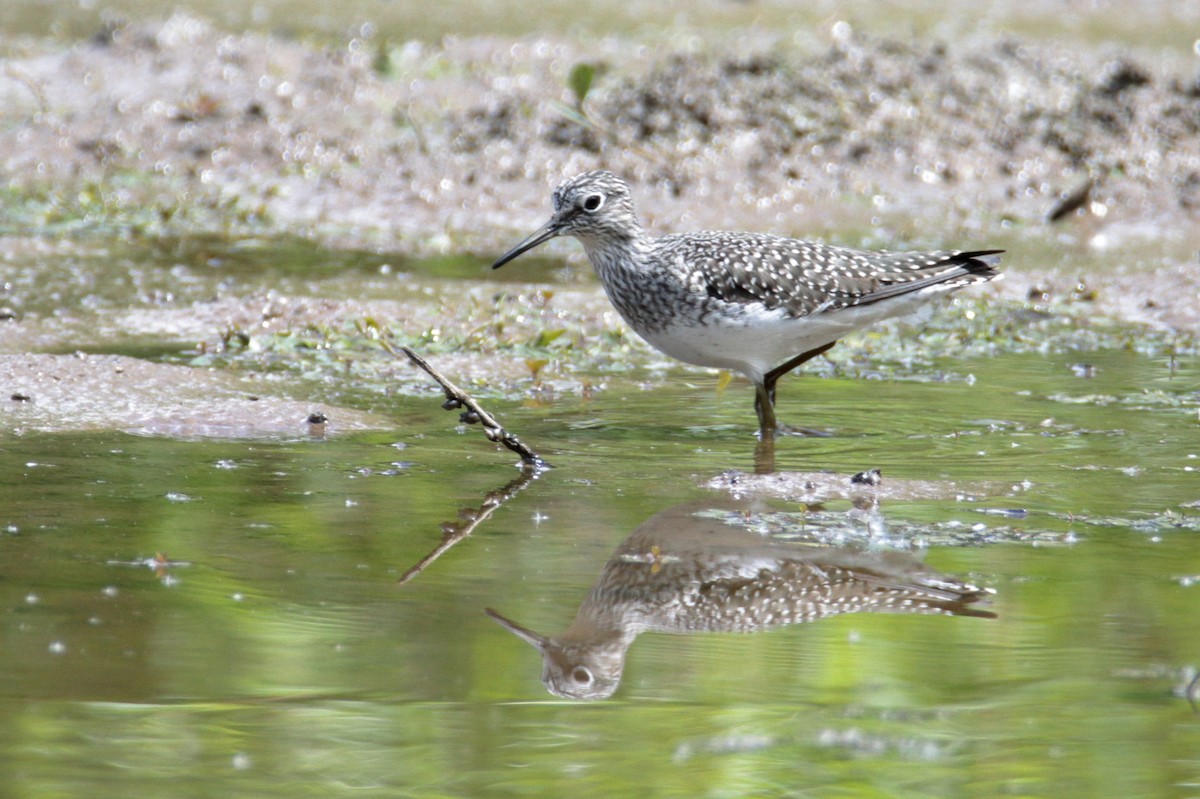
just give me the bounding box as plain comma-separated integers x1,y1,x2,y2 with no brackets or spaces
378,337,549,472
397,471,537,586
1047,178,1093,223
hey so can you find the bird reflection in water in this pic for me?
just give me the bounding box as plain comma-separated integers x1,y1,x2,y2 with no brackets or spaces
487,500,995,700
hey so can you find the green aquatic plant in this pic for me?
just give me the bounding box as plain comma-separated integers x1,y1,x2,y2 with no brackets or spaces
567,62,596,109
550,61,669,169
181,293,1196,405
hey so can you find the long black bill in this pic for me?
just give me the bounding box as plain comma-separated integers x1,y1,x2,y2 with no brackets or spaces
484,607,549,650
492,220,561,269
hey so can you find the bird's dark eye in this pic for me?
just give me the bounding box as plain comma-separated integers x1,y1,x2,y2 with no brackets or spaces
582,194,604,212
571,667,593,684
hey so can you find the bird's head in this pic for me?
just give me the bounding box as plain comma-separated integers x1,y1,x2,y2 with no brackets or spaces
492,171,640,269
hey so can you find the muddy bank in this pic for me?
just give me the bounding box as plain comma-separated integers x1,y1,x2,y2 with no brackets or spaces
1,353,391,437
0,13,1197,412
996,263,1200,333
707,468,1001,504
1,14,1198,256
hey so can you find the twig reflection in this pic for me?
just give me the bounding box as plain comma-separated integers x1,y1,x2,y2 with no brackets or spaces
397,470,538,586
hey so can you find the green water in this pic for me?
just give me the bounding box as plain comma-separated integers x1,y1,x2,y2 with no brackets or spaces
1,213,1199,798
4,0,1200,792
3,329,1200,796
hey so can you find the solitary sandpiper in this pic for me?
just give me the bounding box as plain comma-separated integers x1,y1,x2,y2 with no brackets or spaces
487,500,995,700
493,171,1002,435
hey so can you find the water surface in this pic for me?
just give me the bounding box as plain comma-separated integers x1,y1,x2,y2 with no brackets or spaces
2,335,1199,796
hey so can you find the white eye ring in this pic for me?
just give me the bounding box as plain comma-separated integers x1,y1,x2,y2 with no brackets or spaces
582,194,605,212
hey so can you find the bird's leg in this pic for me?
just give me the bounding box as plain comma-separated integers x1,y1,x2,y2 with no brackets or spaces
764,341,838,390
754,382,777,436
759,341,838,437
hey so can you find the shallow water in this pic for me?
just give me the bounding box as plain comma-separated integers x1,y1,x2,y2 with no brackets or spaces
5,0,1200,791
3,312,1200,796
2,224,1199,798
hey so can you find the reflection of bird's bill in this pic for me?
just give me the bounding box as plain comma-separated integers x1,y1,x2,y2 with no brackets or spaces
485,607,549,649
491,220,561,269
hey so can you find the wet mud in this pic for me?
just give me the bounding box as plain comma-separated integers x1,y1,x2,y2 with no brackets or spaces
1,14,1197,256
1,352,389,437
707,468,1000,505
1,15,1198,433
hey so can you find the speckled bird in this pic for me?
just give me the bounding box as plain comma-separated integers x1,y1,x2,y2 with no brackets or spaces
486,501,996,700
493,171,1002,435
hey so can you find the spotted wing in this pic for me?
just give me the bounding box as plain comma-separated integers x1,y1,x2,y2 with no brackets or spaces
667,232,1001,317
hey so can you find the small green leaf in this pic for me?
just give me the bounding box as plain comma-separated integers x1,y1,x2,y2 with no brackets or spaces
568,63,595,107
373,44,395,77
525,359,549,384
533,328,567,348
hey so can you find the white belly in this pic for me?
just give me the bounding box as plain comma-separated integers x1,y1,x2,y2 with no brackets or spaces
639,291,942,384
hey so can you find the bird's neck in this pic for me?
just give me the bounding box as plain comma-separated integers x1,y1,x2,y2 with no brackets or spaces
578,227,653,282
